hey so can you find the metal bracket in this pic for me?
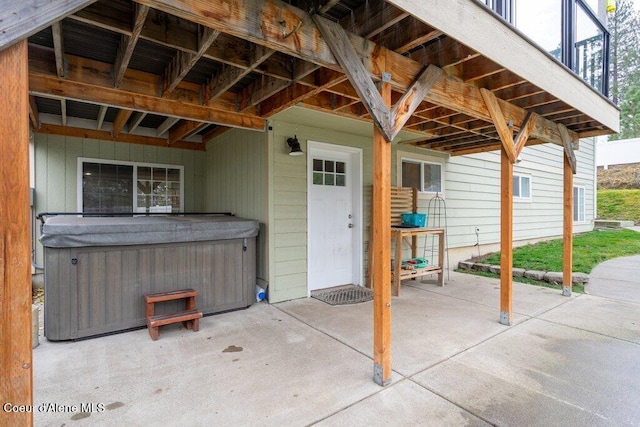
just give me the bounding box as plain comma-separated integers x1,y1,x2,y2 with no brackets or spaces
381,72,392,83
562,286,572,297
373,363,391,386
499,311,511,326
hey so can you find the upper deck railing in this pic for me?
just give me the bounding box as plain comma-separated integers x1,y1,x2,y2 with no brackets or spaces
479,0,610,97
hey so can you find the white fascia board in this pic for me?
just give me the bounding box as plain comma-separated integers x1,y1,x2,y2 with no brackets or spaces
387,0,620,133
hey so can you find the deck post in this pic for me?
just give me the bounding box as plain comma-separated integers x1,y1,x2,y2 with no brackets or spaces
372,76,392,386
0,40,33,426
500,146,513,326
563,155,574,296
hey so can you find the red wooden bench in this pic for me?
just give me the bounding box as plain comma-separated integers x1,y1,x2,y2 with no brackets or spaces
144,288,203,341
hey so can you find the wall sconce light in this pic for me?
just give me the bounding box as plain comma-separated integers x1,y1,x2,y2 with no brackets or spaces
287,135,304,156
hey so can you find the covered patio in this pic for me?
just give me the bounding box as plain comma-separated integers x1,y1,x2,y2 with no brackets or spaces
0,0,621,421
33,272,640,425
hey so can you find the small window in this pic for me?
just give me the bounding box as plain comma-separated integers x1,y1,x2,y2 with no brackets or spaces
513,174,531,199
312,158,346,187
573,186,585,222
79,158,184,214
401,159,443,194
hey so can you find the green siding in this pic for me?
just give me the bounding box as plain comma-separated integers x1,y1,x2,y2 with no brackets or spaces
33,134,206,265
267,119,374,303
204,128,268,283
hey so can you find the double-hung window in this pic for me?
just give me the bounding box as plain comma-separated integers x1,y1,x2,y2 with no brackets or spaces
398,152,444,195
79,158,184,214
573,186,585,222
513,174,531,200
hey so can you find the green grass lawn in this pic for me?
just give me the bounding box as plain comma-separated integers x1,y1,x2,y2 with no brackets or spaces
480,228,640,274
597,189,640,225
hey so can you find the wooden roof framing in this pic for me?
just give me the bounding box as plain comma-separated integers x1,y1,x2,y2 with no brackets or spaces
0,0,617,153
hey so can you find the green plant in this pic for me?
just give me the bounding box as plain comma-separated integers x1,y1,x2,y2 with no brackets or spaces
480,229,640,274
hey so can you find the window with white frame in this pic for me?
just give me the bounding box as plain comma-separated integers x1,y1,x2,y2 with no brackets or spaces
513,174,531,199
398,153,444,195
573,186,585,222
79,158,184,214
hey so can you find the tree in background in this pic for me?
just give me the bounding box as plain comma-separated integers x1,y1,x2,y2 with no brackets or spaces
608,0,640,140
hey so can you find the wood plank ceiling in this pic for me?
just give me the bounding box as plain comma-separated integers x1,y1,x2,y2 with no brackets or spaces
26,0,613,154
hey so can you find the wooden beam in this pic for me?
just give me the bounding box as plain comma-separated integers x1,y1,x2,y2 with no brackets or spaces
390,65,442,138
96,105,108,130
386,0,619,133
500,145,513,326
319,0,341,14
340,0,409,38
205,45,274,101
313,14,392,141
372,77,392,386
29,73,265,130
60,99,67,126
168,120,207,145
163,25,220,96
35,123,205,151
113,109,133,136
128,111,147,132
0,0,96,51
481,88,516,163
51,21,65,78
156,117,180,137
0,40,32,427
137,0,582,145
558,123,577,174
513,112,536,159
28,96,39,129
563,155,574,296
113,4,149,88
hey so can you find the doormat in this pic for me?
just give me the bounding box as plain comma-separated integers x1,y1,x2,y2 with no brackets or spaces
311,285,373,306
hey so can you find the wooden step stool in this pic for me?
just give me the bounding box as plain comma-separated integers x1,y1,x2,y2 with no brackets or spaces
144,288,203,341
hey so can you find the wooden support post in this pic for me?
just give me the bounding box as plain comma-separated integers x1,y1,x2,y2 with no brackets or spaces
563,155,574,296
0,40,33,426
372,78,392,386
500,147,513,326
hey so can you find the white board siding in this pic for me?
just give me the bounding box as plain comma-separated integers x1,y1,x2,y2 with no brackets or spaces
395,138,596,262
204,128,268,283
33,133,207,266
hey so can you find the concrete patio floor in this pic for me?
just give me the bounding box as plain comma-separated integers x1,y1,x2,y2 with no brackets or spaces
33,271,640,426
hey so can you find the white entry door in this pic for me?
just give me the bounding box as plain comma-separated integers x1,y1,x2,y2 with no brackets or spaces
308,143,361,292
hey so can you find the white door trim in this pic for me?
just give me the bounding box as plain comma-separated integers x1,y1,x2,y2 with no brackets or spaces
307,141,363,296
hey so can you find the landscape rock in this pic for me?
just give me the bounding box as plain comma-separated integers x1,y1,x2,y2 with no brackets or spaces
543,272,563,284
572,272,589,284
458,261,474,270
512,268,526,277
489,265,501,274
473,263,492,273
524,270,546,281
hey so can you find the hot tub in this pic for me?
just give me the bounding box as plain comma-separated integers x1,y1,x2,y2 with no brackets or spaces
40,215,259,340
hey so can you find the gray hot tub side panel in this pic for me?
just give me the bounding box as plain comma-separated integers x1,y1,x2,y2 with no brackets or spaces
42,216,259,340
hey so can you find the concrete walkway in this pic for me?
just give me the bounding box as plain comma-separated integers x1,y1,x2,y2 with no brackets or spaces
586,255,640,304
32,271,640,426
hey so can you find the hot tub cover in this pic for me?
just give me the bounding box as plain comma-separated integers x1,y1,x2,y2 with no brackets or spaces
40,215,259,248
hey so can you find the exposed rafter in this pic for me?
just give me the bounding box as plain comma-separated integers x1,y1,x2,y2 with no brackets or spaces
113,4,149,88
136,0,581,146
29,73,265,131
51,21,65,78
558,123,577,174
163,25,220,96
0,0,97,51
